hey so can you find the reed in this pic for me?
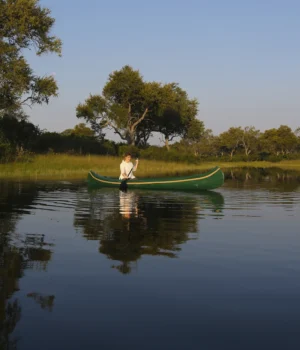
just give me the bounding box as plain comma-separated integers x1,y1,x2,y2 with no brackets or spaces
0,154,299,180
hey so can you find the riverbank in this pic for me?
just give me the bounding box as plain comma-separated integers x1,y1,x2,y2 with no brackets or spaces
0,154,300,180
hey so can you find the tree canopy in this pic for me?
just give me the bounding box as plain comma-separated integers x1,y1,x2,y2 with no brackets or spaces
76,65,200,147
0,0,62,115
260,125,298,155
218,127,243,159
61,123,95,137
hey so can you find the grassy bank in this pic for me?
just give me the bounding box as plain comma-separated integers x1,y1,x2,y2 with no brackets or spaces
0,154,300,180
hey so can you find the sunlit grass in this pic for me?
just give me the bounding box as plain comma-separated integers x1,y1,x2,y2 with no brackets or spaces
0,154,300,180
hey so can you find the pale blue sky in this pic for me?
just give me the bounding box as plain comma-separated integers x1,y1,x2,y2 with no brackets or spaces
26,0,300,143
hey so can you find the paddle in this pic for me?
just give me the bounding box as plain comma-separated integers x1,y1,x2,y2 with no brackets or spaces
119,166,134,192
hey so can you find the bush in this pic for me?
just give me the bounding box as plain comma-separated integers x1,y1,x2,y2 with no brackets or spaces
140,146,199,163
14,147,34,163
267,155,283,162
230,154,260,162
0,115,40,149
0,131,13,163
32,132,118,156
118,145,140,158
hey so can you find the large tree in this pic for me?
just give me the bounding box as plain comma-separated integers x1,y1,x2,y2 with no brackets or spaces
0,0,62,115
76,65,200,146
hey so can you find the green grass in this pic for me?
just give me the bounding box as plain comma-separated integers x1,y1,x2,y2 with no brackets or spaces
0,154,300,180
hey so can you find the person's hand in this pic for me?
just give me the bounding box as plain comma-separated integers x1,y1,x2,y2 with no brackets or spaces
136,159,139,164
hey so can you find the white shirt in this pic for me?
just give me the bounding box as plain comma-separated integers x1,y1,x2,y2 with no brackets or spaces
119,161,137,180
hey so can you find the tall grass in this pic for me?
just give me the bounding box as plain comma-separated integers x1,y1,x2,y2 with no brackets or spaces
0,154,300,180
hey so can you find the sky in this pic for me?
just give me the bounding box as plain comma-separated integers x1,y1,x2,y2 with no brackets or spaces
25,0,300,144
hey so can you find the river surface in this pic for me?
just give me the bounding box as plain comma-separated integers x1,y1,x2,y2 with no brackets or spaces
1,168,300,350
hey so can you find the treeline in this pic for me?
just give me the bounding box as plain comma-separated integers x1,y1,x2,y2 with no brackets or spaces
0,117,117,162
171,125,300,162
110,124,300,163
1,115,299,163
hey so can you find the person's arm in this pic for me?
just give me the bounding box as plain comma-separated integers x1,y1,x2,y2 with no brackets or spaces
133,159,139,171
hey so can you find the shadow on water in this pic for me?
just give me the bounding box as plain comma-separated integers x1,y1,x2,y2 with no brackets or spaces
0,182,57,349
74,188,224,274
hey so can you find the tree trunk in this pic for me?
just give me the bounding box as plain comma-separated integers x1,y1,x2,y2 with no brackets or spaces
127,107,149,146
126,129,136,146
126,135,135,146
165,138,170,151
130,140,135,146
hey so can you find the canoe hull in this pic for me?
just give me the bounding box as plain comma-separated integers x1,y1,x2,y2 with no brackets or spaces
87,166,224,191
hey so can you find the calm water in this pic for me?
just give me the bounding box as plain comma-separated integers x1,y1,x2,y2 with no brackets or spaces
1,168,300,350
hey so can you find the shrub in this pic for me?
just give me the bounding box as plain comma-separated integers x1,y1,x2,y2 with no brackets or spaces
0,131,13,163
118,145,140,158
267,155,284,162
140,146,199,163
33,132,118,156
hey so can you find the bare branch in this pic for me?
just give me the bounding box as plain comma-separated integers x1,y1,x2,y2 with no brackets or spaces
132,108,148,130
21,96,33,106
105,120,126,140
169,133,180,142
127,102,132,127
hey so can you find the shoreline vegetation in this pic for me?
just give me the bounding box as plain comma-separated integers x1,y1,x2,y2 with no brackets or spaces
1,1,300,182
0,154,300,181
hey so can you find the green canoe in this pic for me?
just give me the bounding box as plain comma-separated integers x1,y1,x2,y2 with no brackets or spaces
87,166,224,191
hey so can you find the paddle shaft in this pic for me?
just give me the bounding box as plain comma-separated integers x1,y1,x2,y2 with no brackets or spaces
125,166,133,180
119,166,134,191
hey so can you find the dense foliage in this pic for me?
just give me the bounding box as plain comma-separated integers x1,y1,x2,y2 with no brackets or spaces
0,0,62,115
1,113,299,164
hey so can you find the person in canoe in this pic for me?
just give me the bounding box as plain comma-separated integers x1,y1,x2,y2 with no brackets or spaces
119,153,139,180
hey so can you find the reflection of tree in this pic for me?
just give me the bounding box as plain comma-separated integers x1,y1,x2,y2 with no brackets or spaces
27,293,55,312
0,182,54,349
21,234,54,271
0,247,22,350
0,299,21,350
224,167,300,192
74,189,224,274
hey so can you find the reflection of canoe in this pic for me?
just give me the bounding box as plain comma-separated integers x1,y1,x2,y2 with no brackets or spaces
88,166,224,190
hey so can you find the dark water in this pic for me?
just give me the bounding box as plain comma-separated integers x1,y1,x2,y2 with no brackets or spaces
1,168,300,350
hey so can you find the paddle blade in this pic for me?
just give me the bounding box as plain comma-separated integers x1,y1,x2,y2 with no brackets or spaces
119,180,128,192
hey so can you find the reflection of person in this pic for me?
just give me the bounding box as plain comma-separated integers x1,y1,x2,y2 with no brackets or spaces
119,191,138,219
119,153,139,180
